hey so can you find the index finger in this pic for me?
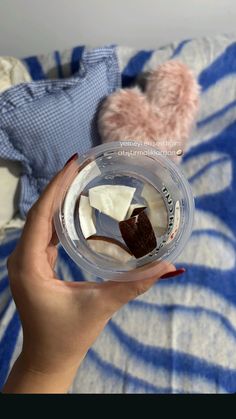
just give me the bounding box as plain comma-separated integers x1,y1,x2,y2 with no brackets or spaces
20,158,78,252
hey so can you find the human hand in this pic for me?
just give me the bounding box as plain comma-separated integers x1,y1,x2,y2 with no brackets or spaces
3,155,184,393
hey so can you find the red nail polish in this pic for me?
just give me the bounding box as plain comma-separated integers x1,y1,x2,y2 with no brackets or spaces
64,153,78,167
160,268,186,279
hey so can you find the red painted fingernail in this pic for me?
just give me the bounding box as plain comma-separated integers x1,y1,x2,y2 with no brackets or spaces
64,153,78,167
160,268,186,279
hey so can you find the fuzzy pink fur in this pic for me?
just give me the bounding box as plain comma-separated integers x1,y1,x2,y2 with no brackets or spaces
98,61,200,160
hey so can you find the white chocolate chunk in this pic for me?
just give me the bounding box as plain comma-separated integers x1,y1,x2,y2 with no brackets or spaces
63,161,101,240
141,184,168,231
79,195,96,239
87,237,133,263
89,185,136,222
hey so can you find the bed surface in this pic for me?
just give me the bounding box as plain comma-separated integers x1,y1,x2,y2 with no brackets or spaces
1,34,236,393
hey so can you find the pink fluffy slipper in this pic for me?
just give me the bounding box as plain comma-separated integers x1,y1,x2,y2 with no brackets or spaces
98,61,200,160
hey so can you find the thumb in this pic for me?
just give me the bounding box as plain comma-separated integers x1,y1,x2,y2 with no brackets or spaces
21,155,79,251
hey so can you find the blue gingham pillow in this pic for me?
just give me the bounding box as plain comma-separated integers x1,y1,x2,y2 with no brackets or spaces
0,46,121,217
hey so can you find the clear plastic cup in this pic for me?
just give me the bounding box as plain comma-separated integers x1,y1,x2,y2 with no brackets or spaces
53,141,194,281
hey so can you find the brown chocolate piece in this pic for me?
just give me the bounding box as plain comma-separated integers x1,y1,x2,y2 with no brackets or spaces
119,210,157,258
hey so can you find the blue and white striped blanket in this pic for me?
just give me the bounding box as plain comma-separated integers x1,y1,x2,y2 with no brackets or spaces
1,34,236,393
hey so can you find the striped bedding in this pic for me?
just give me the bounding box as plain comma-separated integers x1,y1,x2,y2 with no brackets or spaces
0,34,236,393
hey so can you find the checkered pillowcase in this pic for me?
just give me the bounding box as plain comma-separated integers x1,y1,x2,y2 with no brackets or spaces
0,46,121,217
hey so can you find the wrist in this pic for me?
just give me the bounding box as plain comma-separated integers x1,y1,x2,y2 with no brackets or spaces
20,329,91,373
17,317,108,378
3,352,79,394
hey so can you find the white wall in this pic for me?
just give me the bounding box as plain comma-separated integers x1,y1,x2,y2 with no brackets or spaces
0,0,235,57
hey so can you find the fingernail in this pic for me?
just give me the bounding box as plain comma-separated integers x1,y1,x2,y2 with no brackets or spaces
64,153,78,167
160,268,186,279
